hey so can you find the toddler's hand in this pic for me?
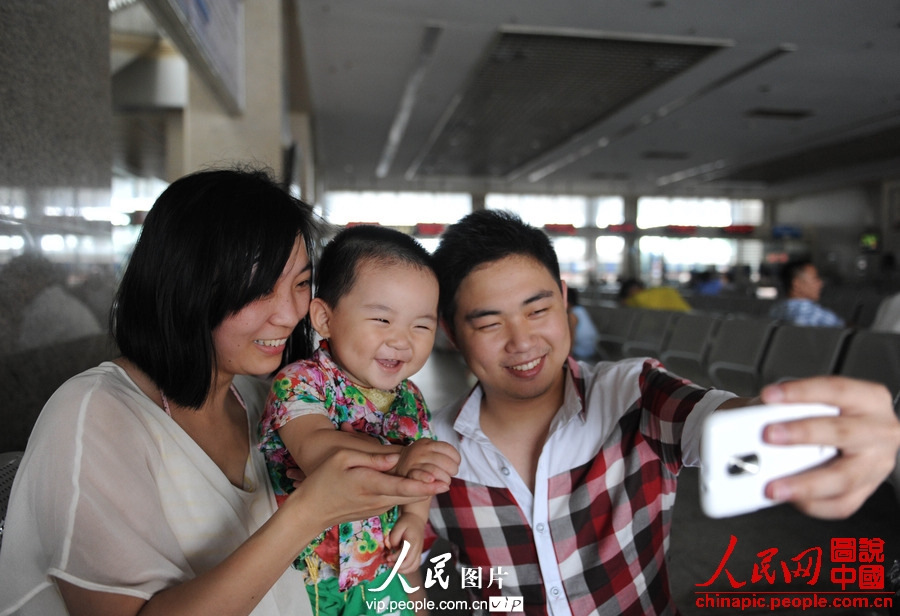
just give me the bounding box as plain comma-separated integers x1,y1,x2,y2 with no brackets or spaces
285,467,306,490
385,513,425,575
395,440,460,486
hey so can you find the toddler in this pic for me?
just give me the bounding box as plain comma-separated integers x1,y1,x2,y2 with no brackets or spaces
260,225,440,615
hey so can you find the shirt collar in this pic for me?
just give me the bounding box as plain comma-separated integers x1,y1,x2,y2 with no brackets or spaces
314,339,403,395
314,339,342,378
452,356,586,441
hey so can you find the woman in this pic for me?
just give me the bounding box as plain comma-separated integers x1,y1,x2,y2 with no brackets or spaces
0,168,453,616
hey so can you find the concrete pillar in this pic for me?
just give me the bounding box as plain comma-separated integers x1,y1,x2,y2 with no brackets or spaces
880,181,900,259
180,0,285,179
621,195,640,279
287,112,316,202
0,0,112,237
585,197,599,287
471,193,486,212
0,0,114,443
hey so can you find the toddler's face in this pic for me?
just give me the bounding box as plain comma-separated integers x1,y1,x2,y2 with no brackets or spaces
319,260,439,391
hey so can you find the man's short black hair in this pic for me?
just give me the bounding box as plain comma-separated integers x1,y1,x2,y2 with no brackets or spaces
431,210,560,338
779,257,814,296
315,224,434,308
113,167,319,408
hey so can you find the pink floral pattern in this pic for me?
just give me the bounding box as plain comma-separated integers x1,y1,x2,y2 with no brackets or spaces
259,341,433,590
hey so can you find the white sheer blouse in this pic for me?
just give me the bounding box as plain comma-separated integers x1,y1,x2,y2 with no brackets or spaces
0,362,312,616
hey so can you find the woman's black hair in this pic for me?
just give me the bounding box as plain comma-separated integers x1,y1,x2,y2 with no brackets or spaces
112,167,319,408
315,224,434,308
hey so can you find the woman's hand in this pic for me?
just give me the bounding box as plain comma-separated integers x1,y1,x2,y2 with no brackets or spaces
287,448,450,529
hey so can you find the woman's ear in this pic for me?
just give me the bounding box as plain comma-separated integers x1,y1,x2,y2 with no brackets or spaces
309,297,333,339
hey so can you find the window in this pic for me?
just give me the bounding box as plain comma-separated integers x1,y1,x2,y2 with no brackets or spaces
323,192,471,226
594,197,625,228
595,236,626,284
553,236,589,287
486,194,588,227
637,197,763,228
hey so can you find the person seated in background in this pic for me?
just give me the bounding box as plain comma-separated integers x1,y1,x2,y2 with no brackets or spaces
618,277,646,304
871,291,900,334
566,287,600,361
691,267,723,296
619,276,691,312
0,253,102,352
769,258,845,327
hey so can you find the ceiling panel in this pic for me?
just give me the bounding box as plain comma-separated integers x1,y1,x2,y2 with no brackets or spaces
408,29,722,179
293,0,900,198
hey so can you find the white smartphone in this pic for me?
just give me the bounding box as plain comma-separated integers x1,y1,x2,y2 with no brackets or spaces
699,403,839,518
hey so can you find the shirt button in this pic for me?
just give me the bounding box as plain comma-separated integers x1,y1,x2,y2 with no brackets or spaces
551,587,561,597
501,466,510,475
536,523,545,533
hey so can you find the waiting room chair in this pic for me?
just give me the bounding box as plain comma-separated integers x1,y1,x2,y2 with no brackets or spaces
759,325,851,387
0,333,117,452
583,305,614,332
706,317,777,397
594,307,639,361
658,313,722,387
0,451,24,550
837,330,900,400
622,310,679,359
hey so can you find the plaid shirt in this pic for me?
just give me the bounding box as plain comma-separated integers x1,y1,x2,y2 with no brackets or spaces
769,298,845,327
426,357,735,616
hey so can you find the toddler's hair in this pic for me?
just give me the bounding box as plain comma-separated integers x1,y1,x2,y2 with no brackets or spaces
315,225,434,307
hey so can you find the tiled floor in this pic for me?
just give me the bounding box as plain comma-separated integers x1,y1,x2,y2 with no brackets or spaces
670,468,900,616
413,350,900,615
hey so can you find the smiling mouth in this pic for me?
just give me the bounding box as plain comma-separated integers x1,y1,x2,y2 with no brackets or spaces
510,357,541,371
377,359,403,369
255,338,288,347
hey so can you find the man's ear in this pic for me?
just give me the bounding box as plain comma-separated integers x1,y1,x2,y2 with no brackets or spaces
561,280,569,310
309,297,333,339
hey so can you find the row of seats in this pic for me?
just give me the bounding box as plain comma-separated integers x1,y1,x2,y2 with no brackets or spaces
585,305,900,399
583,288,888,327
0,451,22,549
0,333,119,452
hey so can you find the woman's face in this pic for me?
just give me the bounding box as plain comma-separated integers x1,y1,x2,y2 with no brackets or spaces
212,238,312,378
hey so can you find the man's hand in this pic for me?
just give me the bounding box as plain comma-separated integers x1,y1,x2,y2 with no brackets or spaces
758,376,900,518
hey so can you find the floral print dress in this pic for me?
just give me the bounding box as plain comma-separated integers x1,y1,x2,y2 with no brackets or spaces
259,340,434,591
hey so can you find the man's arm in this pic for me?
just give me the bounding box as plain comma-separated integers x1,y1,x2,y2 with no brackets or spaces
714,376,900,519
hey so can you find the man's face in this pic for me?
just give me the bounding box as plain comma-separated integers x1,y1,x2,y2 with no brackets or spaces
450,255,570,407
792,264,824,301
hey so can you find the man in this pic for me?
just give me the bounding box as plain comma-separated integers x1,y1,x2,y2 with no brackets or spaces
565,287,599,361
769,258,845,327
426,210,899,615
